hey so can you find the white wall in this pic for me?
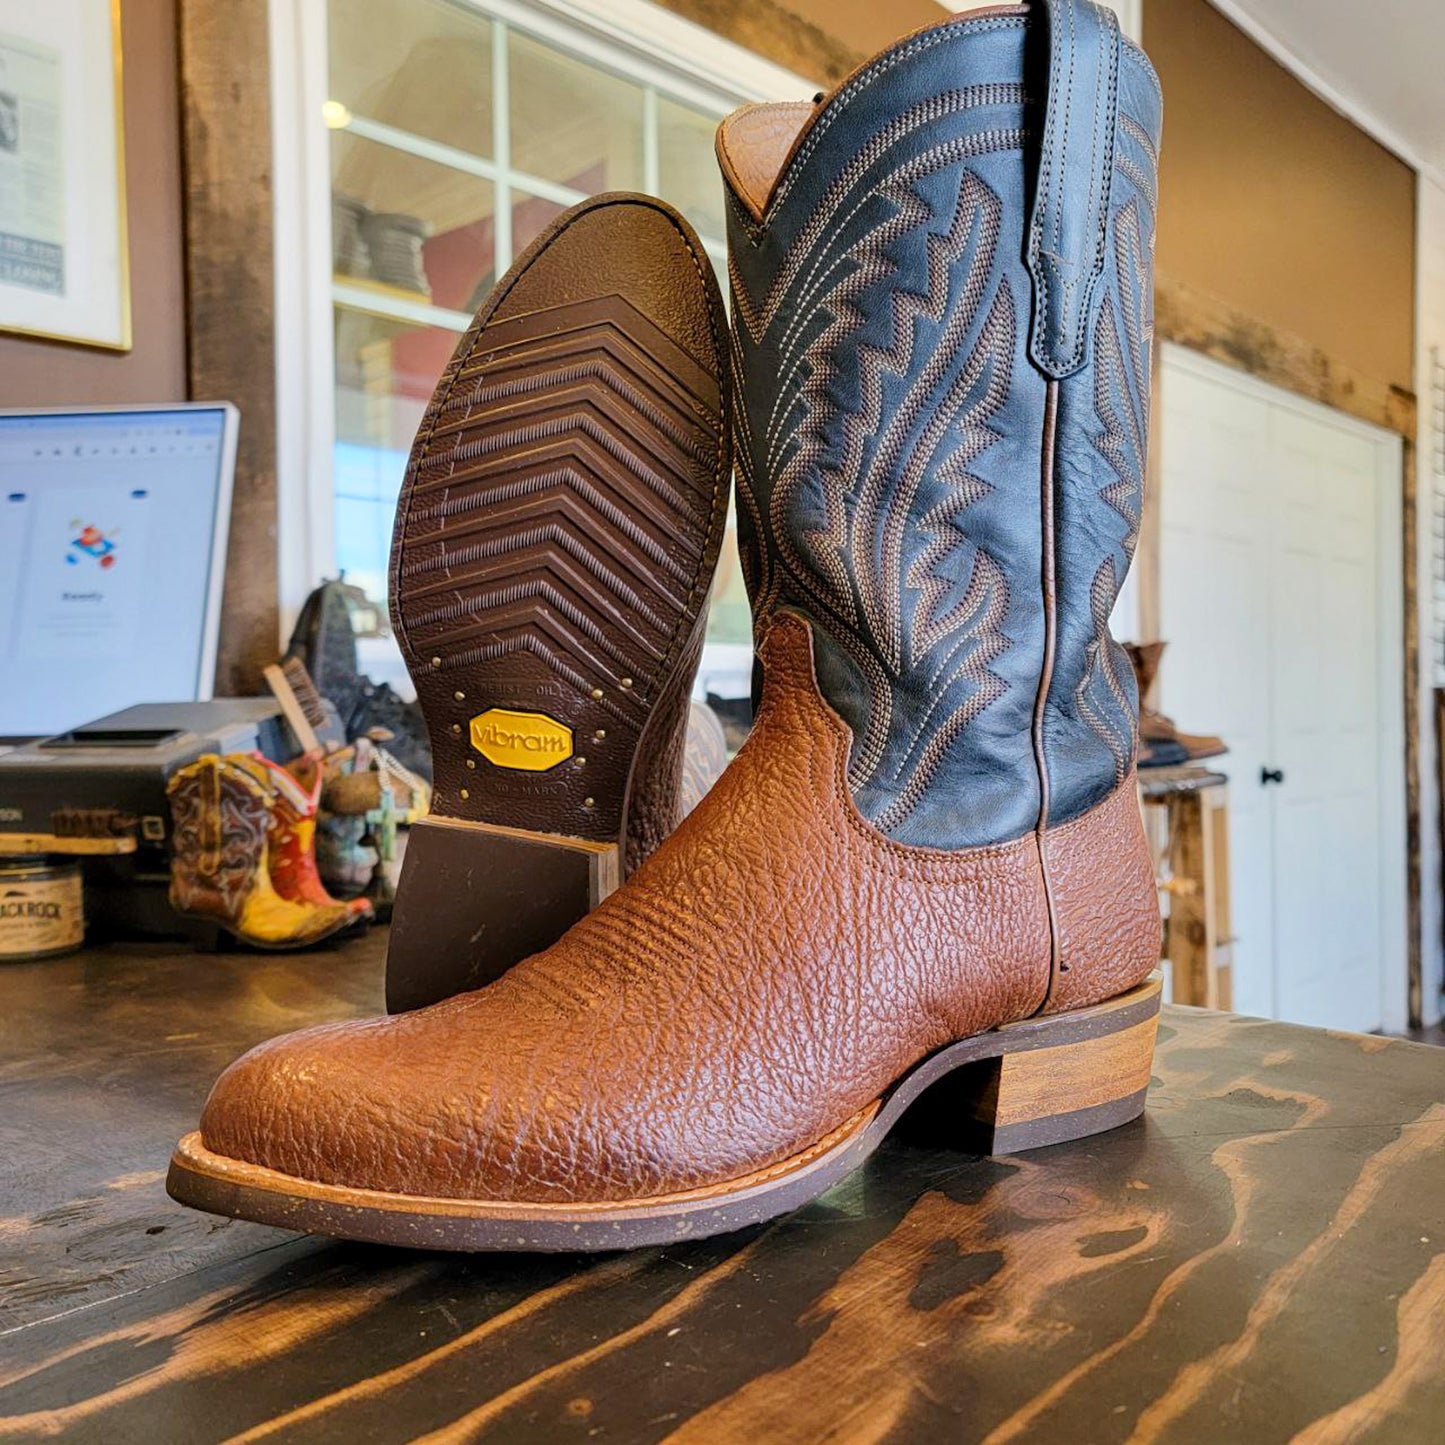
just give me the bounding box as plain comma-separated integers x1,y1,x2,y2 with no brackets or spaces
1099,0,1143,41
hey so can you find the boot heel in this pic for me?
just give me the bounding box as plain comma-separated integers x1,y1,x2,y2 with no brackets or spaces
903,977,1161,1155
976,978,1160,1152
386,816,620,1012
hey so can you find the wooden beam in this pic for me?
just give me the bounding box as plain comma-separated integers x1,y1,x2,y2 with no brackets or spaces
177,0,279,695
1404,437,1422,1029
650,0,861,85
1155,274,1416,439
1137,342,1164,644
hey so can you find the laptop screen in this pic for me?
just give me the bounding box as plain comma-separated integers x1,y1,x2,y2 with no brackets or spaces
0,405,236,738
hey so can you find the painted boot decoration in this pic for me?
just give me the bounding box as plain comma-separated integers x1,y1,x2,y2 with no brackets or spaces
170,1,1164,1250
166,755,356,950
240,754,373,923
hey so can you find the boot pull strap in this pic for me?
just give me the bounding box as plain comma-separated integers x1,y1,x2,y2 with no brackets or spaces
1026,0,1121,379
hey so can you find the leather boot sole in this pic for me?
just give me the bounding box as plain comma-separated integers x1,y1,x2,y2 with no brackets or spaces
167,975,1160,1251
386,194,730,1011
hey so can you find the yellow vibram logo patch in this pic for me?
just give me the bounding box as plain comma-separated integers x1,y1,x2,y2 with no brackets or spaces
469,708,574,772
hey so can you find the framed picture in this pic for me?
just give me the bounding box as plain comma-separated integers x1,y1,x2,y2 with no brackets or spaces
0,0,130,351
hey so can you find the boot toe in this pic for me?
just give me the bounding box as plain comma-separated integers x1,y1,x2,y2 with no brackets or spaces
197,997,668,1204
196,1010,514,1199
198,1020,392,1190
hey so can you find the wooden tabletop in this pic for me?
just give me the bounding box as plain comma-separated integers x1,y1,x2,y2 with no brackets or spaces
2,932,1443,1443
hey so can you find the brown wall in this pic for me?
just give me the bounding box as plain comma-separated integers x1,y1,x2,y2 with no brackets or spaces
1145,0,1415,394
0,0,186,406
782,0,950,58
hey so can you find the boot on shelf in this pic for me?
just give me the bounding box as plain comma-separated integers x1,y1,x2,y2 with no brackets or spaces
1125,641,1227,765
382,190,732,1012
170,0,1164,1250
166,755,356,950
237,755,373,923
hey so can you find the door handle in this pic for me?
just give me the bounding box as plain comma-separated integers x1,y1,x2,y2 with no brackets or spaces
1260,767,1285,786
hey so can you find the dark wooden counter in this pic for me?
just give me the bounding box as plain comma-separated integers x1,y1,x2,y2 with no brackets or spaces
2,932,1444,1443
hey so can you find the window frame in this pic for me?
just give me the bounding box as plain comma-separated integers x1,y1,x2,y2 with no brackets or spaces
270,0,809,637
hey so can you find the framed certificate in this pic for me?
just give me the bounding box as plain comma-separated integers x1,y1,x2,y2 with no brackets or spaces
0,0,130,351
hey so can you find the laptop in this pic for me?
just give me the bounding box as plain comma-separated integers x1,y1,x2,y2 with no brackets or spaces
0,403,239,745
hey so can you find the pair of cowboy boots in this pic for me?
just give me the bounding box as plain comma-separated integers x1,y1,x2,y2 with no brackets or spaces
170,0,1165,1250
166,755,365,949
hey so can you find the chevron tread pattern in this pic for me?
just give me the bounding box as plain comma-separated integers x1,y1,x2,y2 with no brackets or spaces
392,291,727,847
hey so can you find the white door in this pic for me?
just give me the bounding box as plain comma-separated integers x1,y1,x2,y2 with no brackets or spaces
1157,345,1405,1031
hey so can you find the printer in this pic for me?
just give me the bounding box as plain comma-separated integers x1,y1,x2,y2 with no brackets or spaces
0,700,304,940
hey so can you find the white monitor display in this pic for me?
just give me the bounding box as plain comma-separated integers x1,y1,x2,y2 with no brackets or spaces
0,404,237,738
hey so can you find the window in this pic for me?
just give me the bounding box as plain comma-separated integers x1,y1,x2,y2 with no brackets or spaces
322,0,751,690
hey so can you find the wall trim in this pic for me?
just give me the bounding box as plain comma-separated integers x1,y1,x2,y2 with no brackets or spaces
1155,274,1416,440
492,0,813,101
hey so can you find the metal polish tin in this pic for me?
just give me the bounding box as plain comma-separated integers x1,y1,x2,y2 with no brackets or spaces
0,859,85,961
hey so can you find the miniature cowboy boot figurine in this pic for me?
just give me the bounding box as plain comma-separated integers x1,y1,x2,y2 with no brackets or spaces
166,755,355,950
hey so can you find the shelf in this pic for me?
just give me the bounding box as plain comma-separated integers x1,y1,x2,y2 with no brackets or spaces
0,832,138,857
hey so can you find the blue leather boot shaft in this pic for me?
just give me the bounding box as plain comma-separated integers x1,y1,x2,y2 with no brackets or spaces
1044,36,1160,824
724,1,1160,847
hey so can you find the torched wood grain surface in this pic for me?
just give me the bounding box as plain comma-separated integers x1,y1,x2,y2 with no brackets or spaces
2,932,1444,1443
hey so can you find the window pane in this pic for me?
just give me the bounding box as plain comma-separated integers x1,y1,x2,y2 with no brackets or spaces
509,32,644,193
705,509,752,647
334,309,459,599
657,96,726,243
511,190,568,256
332,132,497,312
328,0,493,158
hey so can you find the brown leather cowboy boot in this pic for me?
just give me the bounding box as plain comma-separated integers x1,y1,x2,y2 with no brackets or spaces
1126,641,1227,764
169,0,1163,1250
383,192,732,1010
